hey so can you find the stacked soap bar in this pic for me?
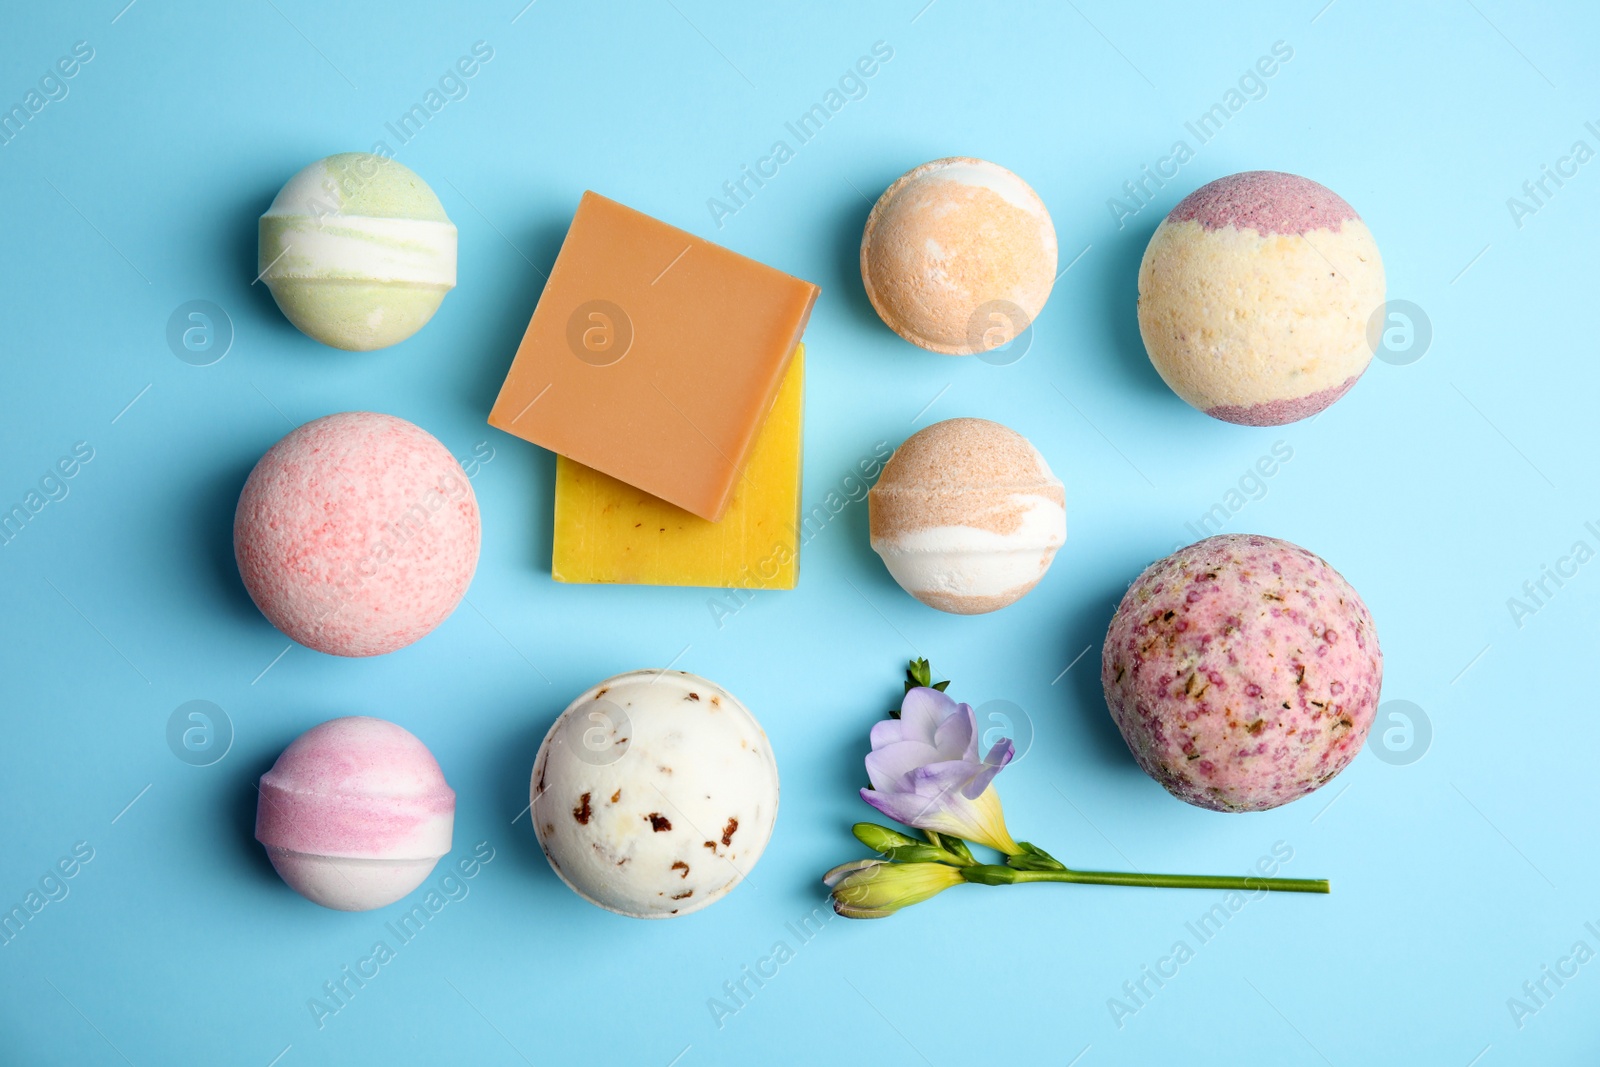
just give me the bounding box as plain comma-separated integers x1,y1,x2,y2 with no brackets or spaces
489,191,818,522
489,191,818,588
553,346,804,589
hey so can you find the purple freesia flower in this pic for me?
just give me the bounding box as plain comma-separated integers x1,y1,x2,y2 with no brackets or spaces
860,686,1020,854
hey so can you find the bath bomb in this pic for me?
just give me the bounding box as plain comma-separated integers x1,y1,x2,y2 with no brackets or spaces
235,412,480,658
1137,171,1385,425
1101,534,1382,812
861,157,1057,355
531,670,778,919
256,717,455,911
259,153,457,351
869,417,1065,614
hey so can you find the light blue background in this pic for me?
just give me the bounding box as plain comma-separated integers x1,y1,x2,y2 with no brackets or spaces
2,0,1597,1063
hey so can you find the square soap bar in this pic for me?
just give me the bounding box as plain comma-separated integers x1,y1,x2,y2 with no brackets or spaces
488,191,819,521
552,346,804,589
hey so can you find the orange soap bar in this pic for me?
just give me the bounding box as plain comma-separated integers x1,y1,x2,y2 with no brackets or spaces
488,191,820,521
552,347,804,589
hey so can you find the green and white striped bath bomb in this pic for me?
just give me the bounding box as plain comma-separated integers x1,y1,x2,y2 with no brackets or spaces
259,153,457,351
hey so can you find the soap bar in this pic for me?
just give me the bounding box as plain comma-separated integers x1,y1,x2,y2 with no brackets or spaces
553,347,804,589
488,191,819,521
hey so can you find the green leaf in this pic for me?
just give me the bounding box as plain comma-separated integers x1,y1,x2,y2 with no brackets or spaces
891,657,950,716
905,658,932,690
902,657,950,694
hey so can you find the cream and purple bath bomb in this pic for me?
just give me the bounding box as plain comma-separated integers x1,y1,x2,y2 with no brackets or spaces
234,412,480,658
861,158,1057,355
1137,171,1384,425
869,418,1066,614
259,153,457,351
256,716,455,911
1101,534,1381,812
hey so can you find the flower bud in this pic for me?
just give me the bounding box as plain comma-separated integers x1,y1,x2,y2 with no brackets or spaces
823,860,965,919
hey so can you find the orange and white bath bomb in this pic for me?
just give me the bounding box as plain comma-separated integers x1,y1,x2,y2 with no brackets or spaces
869,418,1066,614
861,158,1057,355
1137,171,1385,425
234,412,480,657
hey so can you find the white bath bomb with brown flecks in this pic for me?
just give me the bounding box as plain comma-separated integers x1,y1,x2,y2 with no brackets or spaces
869,418,1066,614
530,670,778,919
861,158,1057,355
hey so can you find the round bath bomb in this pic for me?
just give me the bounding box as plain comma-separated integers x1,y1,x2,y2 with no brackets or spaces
531,670,779,919
1101,534,1382,812
234,412,480,658
1137,171,1385,425
259,153,457,351
256,717,455,911
869,417,1066,614
861,157,1057,355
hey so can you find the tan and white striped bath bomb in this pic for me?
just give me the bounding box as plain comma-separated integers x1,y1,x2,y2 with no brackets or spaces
861,158,1057,355
868,418,1066,615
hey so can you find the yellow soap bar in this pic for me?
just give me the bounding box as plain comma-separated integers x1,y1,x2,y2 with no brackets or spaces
552,347,804,589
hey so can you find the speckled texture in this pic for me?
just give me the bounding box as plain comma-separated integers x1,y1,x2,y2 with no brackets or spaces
1101,534,1381,812
1167,170,1359,236
869,418,1065,614
1137,172,1384,426
531,670,778,919
256,716,455,911
234,412,480,658
861,157,1057,355
259,153,456,351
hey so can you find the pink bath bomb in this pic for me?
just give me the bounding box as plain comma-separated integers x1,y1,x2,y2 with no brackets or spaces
256,716,455,911
1137,171,1385,425
235,412,480,657
1101,534,1381,812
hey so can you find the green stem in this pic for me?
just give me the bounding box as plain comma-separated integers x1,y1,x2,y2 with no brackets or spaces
963,864,1328,894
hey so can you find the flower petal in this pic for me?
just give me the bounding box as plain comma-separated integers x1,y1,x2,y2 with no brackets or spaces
932,701,977,762
860,785,947,830
860,780,1019,855
962,786,1020,853
867,717,908,751
960,737,1015,799
907,758,983,802
899,687,958,745
864,739,942,794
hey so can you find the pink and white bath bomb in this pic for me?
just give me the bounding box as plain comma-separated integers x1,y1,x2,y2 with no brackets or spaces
256,716,455,911
234,412,479,657
1101,534,1382,812
1137,171,1385,425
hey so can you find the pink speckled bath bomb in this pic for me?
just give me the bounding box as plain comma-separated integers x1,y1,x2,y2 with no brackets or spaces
235,412,479,657
1101,534,1381,812
256,717,455,911
1137,171,1385,425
